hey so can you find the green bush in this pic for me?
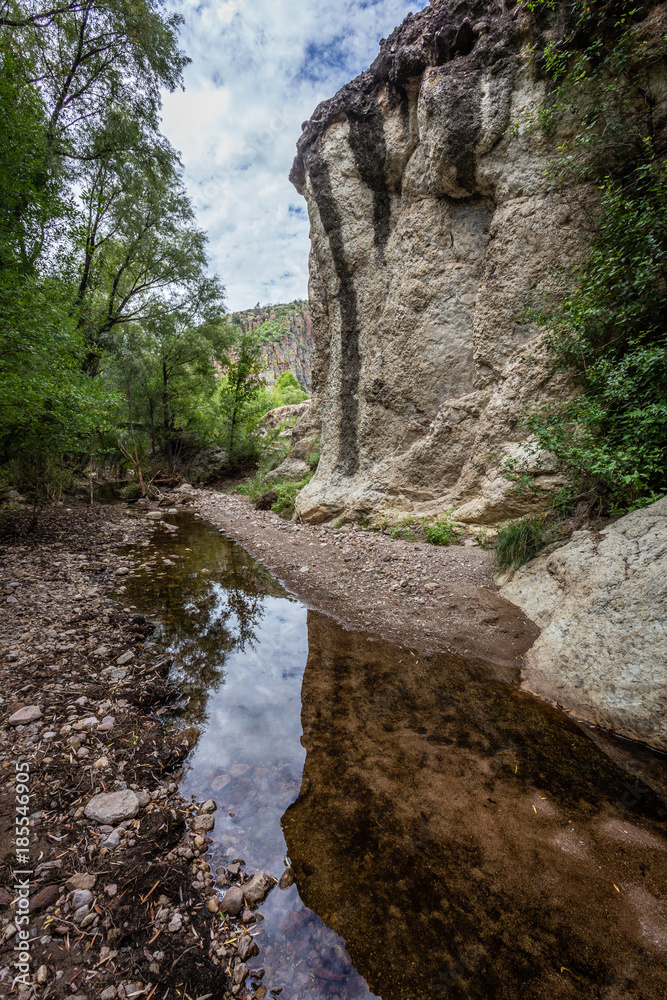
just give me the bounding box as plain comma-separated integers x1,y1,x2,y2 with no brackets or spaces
513,0,667,514
495,516,549,571
270,474,313,517
120,482,143,501
236,471,270,502
423,512,460,546
236,471,313,517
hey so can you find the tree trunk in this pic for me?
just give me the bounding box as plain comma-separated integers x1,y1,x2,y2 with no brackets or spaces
162,360,173,474
126,384,146,497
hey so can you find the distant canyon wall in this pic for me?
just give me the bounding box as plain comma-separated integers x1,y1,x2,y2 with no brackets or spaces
232,301,314,391
288,0,584,524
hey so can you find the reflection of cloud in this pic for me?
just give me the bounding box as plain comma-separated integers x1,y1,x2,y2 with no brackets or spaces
162,0,428,310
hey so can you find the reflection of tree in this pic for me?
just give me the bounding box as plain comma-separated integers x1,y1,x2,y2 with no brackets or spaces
122,517,285,726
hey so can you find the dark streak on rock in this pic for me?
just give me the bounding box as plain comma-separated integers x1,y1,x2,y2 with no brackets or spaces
303,140,360,477
347,100,391,260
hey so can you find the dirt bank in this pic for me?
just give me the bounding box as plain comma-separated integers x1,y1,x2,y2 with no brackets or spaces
193,490,538,671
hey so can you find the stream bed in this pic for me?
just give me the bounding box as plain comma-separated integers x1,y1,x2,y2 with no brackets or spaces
120,512,667,1000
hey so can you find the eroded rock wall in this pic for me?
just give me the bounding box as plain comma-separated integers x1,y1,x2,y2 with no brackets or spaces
289,0,581,524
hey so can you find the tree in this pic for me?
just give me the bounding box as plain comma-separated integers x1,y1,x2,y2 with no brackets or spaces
220,332,266,462
273,370,309,406
73,144,218,372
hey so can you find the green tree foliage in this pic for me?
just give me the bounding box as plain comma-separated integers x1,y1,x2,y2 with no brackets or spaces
0,0,233,493
112,308,233,470
219,332,267,463
271,370,309,407
518,0,667,512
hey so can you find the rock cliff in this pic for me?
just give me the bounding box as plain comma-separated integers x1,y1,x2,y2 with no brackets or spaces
231,300,313,390
289,0,583,524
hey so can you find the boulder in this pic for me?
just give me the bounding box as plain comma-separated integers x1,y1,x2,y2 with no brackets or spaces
266,457,311,483
501,497,667,750
84,790,140,825
287,2,588,526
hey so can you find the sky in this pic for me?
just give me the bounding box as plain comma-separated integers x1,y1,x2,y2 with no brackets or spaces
160,0,428,312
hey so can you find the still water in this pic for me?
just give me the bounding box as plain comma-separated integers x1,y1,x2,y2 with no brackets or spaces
121,512,667,1000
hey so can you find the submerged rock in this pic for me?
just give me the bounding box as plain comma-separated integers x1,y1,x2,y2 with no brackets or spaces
243,872,277,907
501,496,667,751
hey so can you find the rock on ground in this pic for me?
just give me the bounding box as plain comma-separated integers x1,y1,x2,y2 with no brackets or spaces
84,789,140,824
501,497,667,751
220,885,244,916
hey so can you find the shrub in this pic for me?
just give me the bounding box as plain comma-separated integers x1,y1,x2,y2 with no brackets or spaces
120,482,143,501
512,1,667,514
423,512,460,546
494,515,549,571
270,474,313,517
236,471,269,502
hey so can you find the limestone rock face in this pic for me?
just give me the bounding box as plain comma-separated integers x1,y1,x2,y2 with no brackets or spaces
501,497,667,751
289,0,582,524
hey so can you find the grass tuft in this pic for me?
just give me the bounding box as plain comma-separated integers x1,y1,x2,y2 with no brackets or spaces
494,515,549,570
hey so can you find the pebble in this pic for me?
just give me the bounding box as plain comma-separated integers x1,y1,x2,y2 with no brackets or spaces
84,790,140,824
93,757,109,769
207,897,220,914
234,962,249,986
100,989,116,1000
71,889,93,910
8,705,41,725
116,650,135,666
66,874,96,891
192,814,214,834
36,966,48,985
279,868,295,890
146,511,163,521
72,904,90,923
104,831,120,848
168,913,183,932
105,883,118,897
199,799,217,815
238,933,259,962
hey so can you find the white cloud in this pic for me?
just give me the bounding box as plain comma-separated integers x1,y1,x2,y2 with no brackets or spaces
161,0,427,311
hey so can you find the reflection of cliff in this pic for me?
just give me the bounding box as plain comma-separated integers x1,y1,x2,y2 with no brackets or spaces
232,300,313,390
283,612,667,1000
